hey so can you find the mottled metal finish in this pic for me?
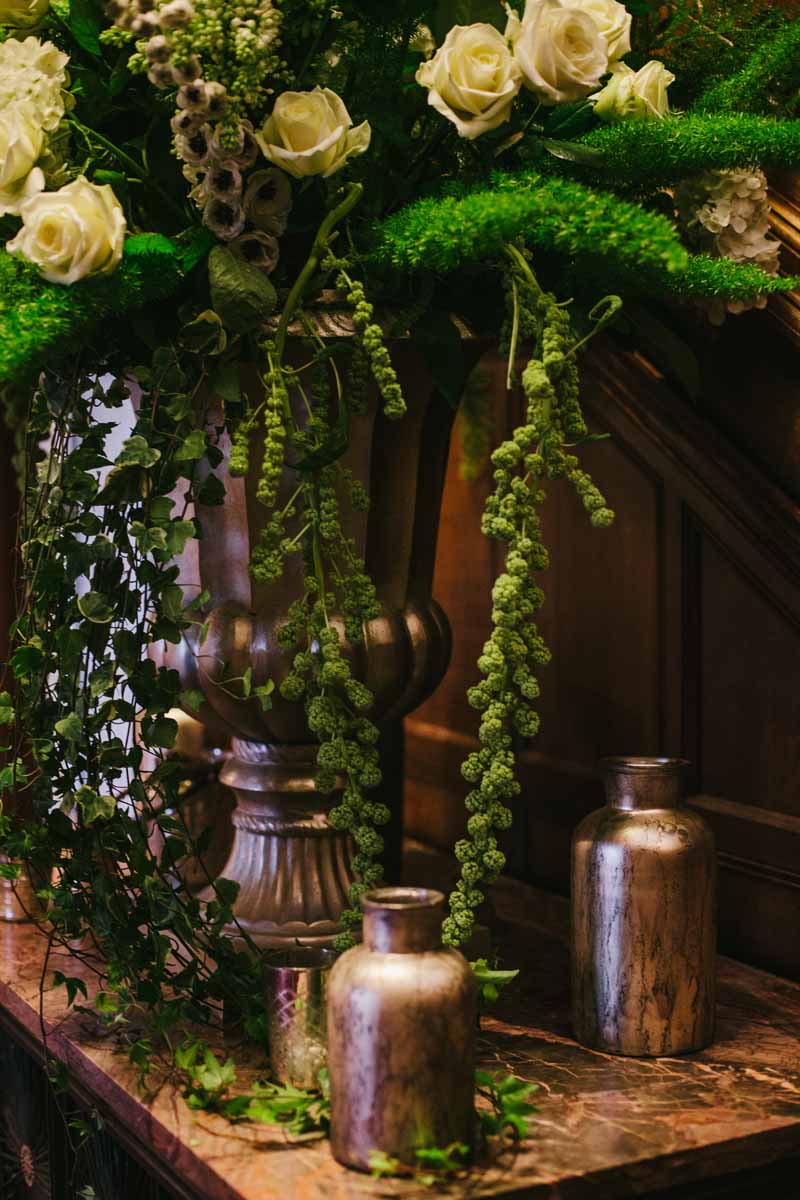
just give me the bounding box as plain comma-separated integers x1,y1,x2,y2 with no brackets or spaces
328,887,477,1171
0,859,49,923
571,757,717,1057
162,337,482,947
263,948,335,1089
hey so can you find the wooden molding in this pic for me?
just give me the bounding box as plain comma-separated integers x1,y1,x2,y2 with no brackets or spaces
769,173,800,345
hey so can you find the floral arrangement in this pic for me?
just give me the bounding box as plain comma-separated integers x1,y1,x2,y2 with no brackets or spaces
1,0,800,1085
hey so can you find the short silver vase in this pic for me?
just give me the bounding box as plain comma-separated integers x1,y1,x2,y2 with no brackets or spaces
571,757,716,1057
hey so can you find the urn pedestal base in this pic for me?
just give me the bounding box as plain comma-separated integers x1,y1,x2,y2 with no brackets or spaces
201,740,354,949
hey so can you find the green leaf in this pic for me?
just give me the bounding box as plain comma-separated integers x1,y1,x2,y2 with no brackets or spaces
89,661,115,698
77,591,114,624
208,245,278,334
175,430,208,462
116,435,161,469
196,473,226,507
66,0,103,54
210,360,241,405
165,519,196,556
53,971,89,1006
76,785,116,824
145,716,179,749
180,689,205,714
254,681,275,712
55,712,83,742
242,666,252,698
0,692,14,726
130,522,169,553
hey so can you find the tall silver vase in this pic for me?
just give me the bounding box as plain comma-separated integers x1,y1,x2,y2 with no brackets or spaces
571,757,716,1057
327,887,476,1171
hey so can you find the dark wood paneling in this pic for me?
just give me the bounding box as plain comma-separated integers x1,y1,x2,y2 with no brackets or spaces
406,340,800,980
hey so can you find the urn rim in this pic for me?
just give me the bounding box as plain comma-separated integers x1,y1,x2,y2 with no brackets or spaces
362,886,445,912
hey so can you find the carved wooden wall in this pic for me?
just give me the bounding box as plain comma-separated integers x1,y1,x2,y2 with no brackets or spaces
405,323,800,982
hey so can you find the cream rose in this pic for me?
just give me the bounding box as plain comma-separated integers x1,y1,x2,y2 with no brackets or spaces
8,176,126,284
416,24,522,140
571,0,631,62
0,105,42,193
0,0,49,26
256,87,371,179
592,60,674,122
507,0,609,105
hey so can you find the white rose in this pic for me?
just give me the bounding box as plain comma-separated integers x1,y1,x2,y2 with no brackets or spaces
8,176,126,284
592,60,674,122
507,0,609,105
255,87,371,179
570,0,631,62
416,24,522,140
0,104,42,190
0,0,49,27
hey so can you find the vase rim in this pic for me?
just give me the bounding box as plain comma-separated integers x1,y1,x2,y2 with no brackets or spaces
362,887,445,912
600,756,690,774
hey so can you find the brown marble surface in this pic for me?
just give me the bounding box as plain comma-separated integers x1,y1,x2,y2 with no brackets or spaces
0,844,799,1199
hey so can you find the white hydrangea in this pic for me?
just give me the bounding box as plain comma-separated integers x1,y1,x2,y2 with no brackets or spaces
675,168,781,325
0,36,70,133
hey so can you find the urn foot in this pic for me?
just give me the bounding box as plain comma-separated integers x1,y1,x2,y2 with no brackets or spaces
200,740,355,948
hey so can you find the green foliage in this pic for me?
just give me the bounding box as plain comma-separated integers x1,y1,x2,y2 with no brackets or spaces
445,247,613,947
696,19,800,116
176,1040,330,1134
367,1070,538,1184
577,114,800,192
471,959,519,1008
373,169,690,293
0,233,213,385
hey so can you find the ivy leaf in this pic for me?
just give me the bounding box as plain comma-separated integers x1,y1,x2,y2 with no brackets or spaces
77,591,114,624
242,666,252,698
76,785,116,824
55,712,83,741
0,692,14,726
196,473,226,507
116,435,161,469
165,518,196,556
130,522,169,553
254,681,275,712
175,430,208,462
89,662,115,698
160,584,185,623
209,360,241,405
145,716,179,749
53,971,89,1006
180,689,205,714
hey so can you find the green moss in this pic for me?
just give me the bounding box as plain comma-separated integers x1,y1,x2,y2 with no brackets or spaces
373,170,688,290
576,114,800,192
0,231,213,384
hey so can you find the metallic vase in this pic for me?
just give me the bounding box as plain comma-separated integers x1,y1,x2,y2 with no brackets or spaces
158,312,484,948
263,947,335,1089
327,887,476,1172
0,857,50,923
571,757,716,1057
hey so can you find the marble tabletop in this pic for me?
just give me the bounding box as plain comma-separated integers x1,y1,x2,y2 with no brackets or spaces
0,844,798,1199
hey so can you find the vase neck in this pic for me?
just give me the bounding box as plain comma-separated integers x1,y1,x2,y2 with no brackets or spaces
363,887,445,953
601,756,689,811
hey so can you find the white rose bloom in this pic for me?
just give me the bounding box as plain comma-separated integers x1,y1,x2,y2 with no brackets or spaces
256,87,371,179
570,0,631,62
8,176,126,284
507,0,609,105
0,0,49,27
592,60,674,122
0,36,69,131
0,105,42,192
416,24,522,140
